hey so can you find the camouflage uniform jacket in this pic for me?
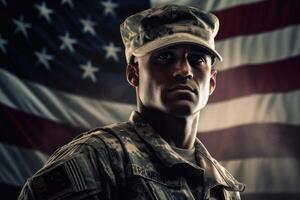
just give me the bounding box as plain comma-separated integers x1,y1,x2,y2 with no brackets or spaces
18,111,245,200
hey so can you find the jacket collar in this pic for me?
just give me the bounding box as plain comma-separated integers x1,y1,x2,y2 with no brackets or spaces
128,111,245,192
129,111,199,168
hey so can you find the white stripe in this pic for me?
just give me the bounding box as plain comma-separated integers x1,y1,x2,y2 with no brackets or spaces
215,24,300,71
150,0,266,11
0,143,48,187
220,157,300,193
199,90,300,132
0,68,135,130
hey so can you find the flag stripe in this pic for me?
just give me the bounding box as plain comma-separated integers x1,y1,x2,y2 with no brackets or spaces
0,143,48,187
220,157,300,194
210,55,300,103
0,62,135,103
0,103,80,154
216,24,300,71
0,68,134,130
215,0,300,40
198,123,300,160
199,90,300,132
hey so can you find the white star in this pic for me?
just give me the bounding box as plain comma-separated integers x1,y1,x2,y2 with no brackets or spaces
80,60,99,82
61,0,74,9
80,17,97,35
59,32,77,53
13,15,32,38
0,34,8,54
1,0,7,7
34,48,54,70
100,0,119,17
35,2,54,23
103,42,121,62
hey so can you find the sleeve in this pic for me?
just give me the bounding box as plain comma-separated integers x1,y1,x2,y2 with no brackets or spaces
18,140,111,200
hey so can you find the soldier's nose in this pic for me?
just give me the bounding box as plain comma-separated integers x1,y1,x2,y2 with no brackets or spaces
172,57,193,79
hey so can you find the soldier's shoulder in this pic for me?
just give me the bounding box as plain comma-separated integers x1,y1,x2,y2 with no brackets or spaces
18,123,133,200
88,121,137,145
59,122,132,151
47,122,135,162
91,122,139,154
19,150,102,200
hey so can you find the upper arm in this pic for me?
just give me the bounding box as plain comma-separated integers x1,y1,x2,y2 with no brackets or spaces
17,135,116,200
19,152,102,200
18,130,126,200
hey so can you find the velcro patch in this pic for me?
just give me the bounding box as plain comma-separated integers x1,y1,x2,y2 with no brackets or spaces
31,154,98,200
32,164,72,199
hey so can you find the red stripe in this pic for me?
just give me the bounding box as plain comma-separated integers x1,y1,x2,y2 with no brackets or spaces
0,103,83,154
197,123,300,161
241,193,300,200
209,55,300,103
214,0,300,40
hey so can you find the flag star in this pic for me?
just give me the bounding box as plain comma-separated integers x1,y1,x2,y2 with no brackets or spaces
103,42,121,62
0,34,8,54
80,17,97,35
1,0,7,7
61,0,74,9
59,32,77,53
13,15,32,38
100,0,119,17
80,60,99,82
34,48,54,70
35,2,54,23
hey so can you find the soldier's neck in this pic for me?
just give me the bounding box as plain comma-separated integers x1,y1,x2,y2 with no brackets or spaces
138,106,199,149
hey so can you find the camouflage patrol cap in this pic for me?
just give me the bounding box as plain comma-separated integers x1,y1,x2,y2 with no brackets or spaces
120,4,223,64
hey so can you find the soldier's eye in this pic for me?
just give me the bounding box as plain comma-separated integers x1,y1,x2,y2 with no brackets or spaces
186,52,208,67
157,51,174,61
151,51,177,65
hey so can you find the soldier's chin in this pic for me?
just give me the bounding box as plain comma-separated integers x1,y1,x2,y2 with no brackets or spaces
165,100,196,117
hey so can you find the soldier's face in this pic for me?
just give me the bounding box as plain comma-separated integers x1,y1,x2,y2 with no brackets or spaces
133,44,217,117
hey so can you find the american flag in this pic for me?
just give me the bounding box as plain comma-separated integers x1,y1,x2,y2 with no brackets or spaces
0,0,299,199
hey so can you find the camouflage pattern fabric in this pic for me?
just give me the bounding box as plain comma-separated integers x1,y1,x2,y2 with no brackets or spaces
18,111,244,200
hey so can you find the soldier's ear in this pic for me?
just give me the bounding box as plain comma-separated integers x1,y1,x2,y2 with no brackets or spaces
209,69,217,95
126,62,139,87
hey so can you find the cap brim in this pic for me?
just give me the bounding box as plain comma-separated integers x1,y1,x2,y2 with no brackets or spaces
132,32,223,62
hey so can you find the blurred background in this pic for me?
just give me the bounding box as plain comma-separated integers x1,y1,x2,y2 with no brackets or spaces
0,0,299,199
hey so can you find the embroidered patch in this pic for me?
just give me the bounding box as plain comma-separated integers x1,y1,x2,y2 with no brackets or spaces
32,164,73,199
31,156,90,200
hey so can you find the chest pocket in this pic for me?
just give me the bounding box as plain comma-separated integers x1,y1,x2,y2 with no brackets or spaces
129,164,195,200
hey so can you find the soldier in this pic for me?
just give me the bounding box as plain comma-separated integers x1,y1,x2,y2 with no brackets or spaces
18,4,245,200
